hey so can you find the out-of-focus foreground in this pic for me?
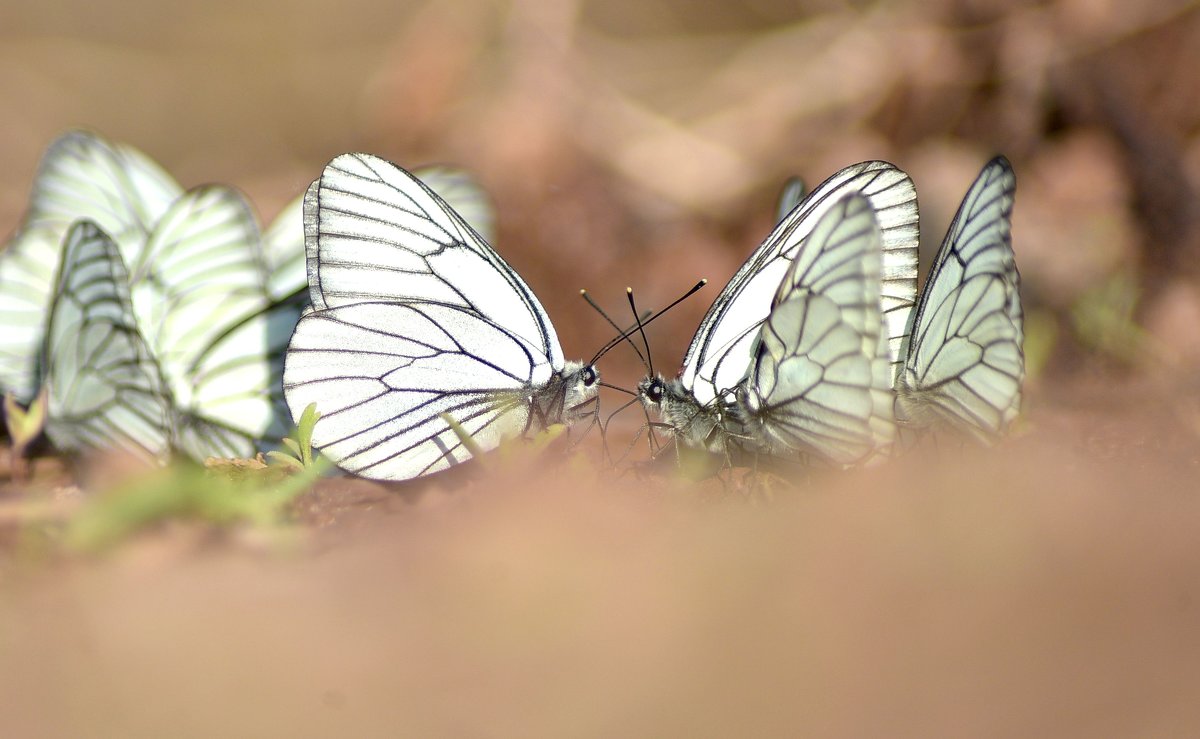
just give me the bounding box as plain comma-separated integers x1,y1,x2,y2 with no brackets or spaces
3,0,1200,735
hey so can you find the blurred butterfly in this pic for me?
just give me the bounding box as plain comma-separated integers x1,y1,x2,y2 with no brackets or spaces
0,130,182,404
896,156,1022,440
283,153,599,481
126,184,287,460
40,220,172,463
638,161,919,467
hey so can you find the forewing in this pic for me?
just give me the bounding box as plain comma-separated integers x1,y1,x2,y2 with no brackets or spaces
21,130,182,265
265,165,492,303
283,301,553,481
131,186,269,404
304,154,562,367
902,156,1022,438
682,160,917,404
40,221,172,463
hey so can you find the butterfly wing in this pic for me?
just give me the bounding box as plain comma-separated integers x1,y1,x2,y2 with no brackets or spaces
130,185,282,460
40,221,173,462
0,130,182,401
264,165,494,304
173,294,301,460
415,166,496,246
261,193,308,302
284,301,556,480
744,193,891,465
302,154,561,365
899,156,1022,439
681,161,918,406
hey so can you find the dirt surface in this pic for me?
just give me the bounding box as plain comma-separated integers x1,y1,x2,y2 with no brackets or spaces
2,379,1199,737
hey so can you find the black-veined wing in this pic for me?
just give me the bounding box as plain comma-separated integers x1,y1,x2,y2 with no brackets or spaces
0,130,182,402
172,292,301,460
40,221,173,463
261,165,493,305
285,154,597,481
680,161,918,406
300,155,540,330
129,185,285,461
898,156,1022,440
741,193,892,465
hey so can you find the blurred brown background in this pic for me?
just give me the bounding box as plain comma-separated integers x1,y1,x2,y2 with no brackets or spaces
6,0,1200,387
4,1,1200,736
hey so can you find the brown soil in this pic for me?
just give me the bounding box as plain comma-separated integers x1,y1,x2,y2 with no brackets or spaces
2,378,1198,737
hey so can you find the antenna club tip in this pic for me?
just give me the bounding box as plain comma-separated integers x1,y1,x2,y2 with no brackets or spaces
579,288,587,295
700,278,708,285
625,287,633,294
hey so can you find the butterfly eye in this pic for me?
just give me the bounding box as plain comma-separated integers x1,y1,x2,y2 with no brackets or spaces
646,379,664,404
581,366,598,387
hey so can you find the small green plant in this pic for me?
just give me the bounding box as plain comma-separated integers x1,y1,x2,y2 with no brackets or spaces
265,403,324,471
62,404,331,553
440,412,568,473
4,387,48,483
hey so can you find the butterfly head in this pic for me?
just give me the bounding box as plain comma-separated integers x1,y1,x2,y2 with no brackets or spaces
558,360,600,423
637,375,666,410
637,375,695,420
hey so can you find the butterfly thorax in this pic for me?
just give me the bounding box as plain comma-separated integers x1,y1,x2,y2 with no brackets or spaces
639,375,740,456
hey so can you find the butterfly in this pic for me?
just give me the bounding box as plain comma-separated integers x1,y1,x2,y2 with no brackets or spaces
638,161,920,467
641,192,895,466
896,156,1022,441
283,153,600,481
40,220,173,463
0,130,182,404
1,131,309,460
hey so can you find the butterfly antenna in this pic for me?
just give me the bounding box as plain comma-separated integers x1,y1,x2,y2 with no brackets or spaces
587,279,707,365
625,287,655,377
581,289,648,366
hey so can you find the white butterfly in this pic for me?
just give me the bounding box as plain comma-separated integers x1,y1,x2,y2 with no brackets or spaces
283,153,599,481
641,192,893,466
896,156,1022,440
40,220,173,463
1,131,297,460
0,130,182,403
639,161,919,466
